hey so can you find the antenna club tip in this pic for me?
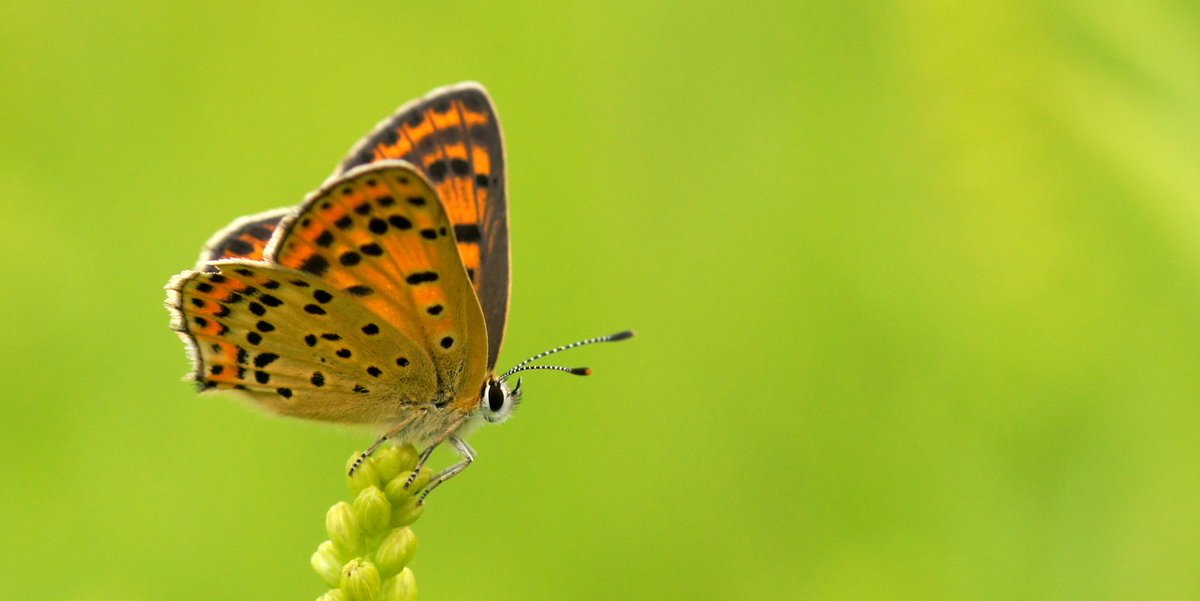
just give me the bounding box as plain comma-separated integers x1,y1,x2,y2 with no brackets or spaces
610,330,635,341
571,367,592,376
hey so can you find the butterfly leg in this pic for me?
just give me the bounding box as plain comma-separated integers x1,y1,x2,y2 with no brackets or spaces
417,437,475,505
403,444,439,490
348,413,422,476
403,415,468,490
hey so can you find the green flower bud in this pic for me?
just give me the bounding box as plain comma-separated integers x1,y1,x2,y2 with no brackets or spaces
317,589,347,601
388,496,424,528
378,567,417,601
372,445,418,483
373,526,418,577
326,501,364,556
311,540,344,588
340,558,382,601
345,453,383,494
353,486,391,536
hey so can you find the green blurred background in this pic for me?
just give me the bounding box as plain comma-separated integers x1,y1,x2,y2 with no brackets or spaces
4,1,1200,599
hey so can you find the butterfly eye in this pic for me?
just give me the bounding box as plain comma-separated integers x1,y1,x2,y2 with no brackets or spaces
488,384,506,412
481,380,516,423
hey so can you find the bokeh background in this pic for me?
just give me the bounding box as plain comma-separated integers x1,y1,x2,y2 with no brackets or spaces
4,1,1200,599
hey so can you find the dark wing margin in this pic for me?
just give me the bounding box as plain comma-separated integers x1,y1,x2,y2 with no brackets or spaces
196,208,291,271
335,82,510,371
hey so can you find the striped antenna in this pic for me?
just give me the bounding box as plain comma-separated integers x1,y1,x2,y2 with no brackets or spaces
499,330,634,381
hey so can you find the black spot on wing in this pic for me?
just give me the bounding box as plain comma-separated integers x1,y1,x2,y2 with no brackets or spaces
247,224,273,241
405,271,438,285
254,353,279,368
427,160,447,182
294,254,326,274
453,224,482,242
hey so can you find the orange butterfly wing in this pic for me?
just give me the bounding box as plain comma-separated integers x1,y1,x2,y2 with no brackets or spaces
336,82,510,371
197,208,290,269
167,162,488,422
268,160,489,410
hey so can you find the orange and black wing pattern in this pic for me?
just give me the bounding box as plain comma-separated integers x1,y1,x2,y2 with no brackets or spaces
336,82,510,371
197,208,289,270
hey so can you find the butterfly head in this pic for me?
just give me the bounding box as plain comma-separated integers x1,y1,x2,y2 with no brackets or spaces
476,330,635,425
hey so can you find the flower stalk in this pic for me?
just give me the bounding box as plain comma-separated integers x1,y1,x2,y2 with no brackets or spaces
312,445,431,601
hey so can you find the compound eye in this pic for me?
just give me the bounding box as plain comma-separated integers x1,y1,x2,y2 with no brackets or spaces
487,383,506,413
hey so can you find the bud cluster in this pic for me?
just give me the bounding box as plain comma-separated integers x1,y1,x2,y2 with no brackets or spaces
312,445,432,601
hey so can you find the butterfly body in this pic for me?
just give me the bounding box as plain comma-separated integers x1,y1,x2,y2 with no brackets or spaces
167,83,629,501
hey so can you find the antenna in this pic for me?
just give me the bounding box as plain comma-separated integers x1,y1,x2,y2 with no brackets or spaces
499,330,634,381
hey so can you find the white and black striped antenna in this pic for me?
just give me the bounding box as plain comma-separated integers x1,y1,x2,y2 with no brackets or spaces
499,330,634,381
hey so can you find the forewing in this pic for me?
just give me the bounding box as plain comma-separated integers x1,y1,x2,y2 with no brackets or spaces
196,208,289,270
337,82,510,370
167,261,436,423
267,161,488,410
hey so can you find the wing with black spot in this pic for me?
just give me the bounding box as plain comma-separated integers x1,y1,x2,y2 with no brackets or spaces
197,208,290,270
267,160,488,411
336,82,510,371
167,261,436,423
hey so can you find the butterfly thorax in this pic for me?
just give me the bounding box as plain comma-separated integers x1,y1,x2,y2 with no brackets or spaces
390,405,481,447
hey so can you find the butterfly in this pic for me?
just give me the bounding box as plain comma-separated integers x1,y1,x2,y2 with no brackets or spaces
166,82,632,502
